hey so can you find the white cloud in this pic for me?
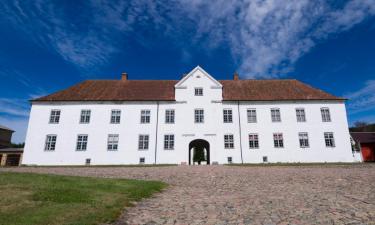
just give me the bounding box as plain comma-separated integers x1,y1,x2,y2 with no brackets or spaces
345,80,375,114
1,0,374,76
0,98,30,117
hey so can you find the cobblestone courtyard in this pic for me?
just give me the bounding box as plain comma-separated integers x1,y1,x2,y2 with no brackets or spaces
2,164,375,225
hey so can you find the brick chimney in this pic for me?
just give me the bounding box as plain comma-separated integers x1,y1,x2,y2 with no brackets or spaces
233,72,239,80
121,72,128,81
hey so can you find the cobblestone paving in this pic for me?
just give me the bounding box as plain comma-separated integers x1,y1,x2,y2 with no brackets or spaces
2,164,375,225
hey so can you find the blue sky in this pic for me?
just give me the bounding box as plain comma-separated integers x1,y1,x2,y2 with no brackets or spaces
0,0,374,143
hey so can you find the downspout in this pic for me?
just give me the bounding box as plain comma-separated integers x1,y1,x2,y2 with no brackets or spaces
154,101,160,164
237,101,244,164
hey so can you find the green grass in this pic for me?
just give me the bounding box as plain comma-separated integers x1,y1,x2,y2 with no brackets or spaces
0,172,166,225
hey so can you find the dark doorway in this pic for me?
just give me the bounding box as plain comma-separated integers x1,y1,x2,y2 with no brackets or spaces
189,139,210,165
5,154,21,166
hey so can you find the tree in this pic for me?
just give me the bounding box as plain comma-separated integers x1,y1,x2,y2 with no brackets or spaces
354,121,368,128
193,147,205,165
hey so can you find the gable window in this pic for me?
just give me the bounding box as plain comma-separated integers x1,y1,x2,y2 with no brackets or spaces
247,109,257,123
223,109,233,123
49,110,61,124
138,135,149,150
45,135,57,151
299,132,309,148
139,157,145,164
194,88,203,96
324,132,335,147
107,134,119,151
194,109,204,123
248,133,259,149
164,134,175,150
165,109,175,124
271,108,281,122
296,108,306,122
110,110,121,124
273,133,284,148
140,110,151,123
80,110,91,124
76,135,88,151
321,108,331,122
224,134,234,149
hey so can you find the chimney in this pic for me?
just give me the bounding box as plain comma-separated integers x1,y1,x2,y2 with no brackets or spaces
233,72,239,80
121,72,128,81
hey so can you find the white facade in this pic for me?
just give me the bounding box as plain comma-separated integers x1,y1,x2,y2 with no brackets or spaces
23,67,356,165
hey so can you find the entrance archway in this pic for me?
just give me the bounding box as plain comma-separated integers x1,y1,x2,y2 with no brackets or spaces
189,139,210,165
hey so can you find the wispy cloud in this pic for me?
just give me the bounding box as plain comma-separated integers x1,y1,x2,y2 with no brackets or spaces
345,80,375,114
1,0,374,77
0,98,30,117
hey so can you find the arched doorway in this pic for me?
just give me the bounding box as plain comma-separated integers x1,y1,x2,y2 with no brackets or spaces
189,139,210,165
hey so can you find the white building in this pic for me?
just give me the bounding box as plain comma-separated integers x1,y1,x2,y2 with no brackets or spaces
23,66,355,165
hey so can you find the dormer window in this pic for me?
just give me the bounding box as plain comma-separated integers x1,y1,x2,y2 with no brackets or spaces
194,88,203,96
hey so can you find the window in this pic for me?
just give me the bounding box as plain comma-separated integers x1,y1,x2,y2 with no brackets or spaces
165,109,175,124
138,135,149,150
321,108,331,122
49,110,61,124
247,109,257,123
299,132,309,148
249,133,259,149
223,109,233,123
296,108,306,122
140,110,151,123
324,132,335,147
76,135,88,151
194,87,203,96
107,134,119,151
110,110,121,124
263,156,268,163
80,110,91,124
273,133,284,148
85,158,91,165
44,135,57,151
139,157,145,164
194,109,204,123
164,135,174,150
224,134,234,149
227,157,233,164
271,108,281,122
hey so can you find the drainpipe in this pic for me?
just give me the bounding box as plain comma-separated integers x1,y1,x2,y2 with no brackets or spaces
154,101,160,164
237,101,244,164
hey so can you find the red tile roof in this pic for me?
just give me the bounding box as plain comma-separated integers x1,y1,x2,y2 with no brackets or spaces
33,79,344,102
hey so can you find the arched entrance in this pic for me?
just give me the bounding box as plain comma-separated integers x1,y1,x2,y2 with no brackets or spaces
189,139,210,165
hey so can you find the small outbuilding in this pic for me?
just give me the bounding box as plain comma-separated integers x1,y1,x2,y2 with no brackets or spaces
0,125,23,166
350,132,375,162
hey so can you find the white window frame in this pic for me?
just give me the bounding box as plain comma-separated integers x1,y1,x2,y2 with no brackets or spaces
324,132,335,147
138,135,149,150
44,134,57,151
224,134,234,149
271,108,281,122
321,108,331,122
248,133,259,149
296,108,306,122
140,110,151,124
165,109,175,124
80,109,91,124
107,134,119,151
223,109,233,123
164,134,175,150
194,109,204,123
110,110,121,124
194,87,203,96
298,132,309,148
273,133,284,148
49,109,61,124
247,109,257,123
76,134,88,151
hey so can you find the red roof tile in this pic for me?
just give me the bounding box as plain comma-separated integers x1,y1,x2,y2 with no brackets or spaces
33,79,344,102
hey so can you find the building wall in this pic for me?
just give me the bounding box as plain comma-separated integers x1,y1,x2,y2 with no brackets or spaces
22,69,355,165
0,129,13,148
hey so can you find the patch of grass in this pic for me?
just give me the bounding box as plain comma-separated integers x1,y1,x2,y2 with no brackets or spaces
0,172,166,225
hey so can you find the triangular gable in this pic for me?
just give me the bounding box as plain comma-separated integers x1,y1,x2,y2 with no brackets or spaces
175,66,222,89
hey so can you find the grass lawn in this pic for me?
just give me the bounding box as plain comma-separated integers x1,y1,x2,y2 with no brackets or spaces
0,172,166,225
